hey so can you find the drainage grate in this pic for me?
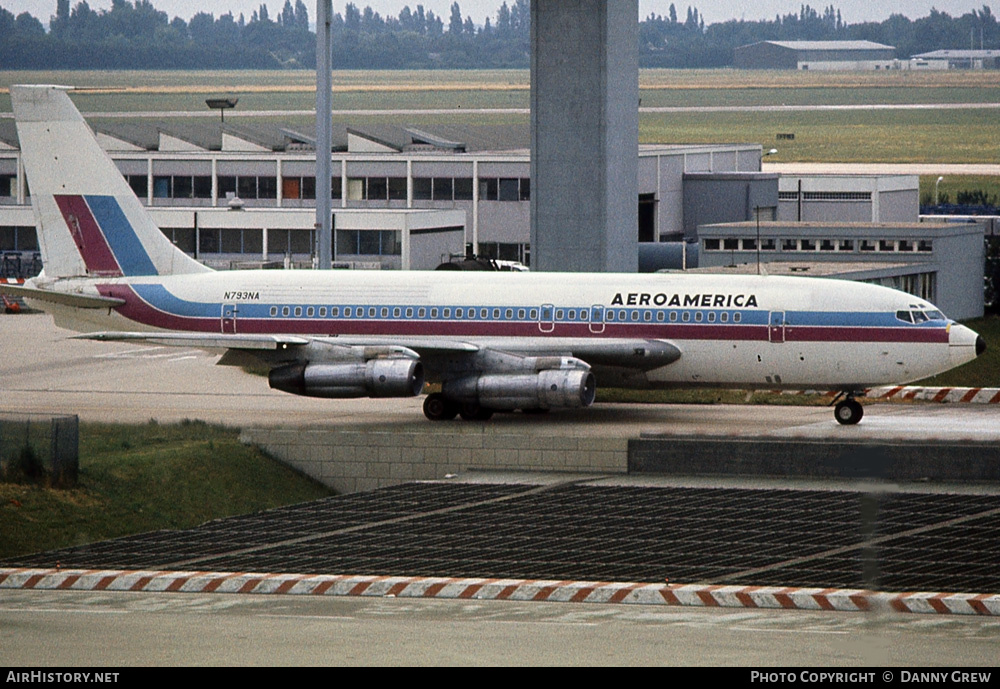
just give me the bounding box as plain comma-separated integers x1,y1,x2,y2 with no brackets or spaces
5,483,999,594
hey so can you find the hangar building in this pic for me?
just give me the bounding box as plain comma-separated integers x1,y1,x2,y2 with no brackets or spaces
734,40,897,70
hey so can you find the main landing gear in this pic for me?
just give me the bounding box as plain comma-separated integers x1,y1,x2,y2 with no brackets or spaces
832,392,864,425
423,393,495,421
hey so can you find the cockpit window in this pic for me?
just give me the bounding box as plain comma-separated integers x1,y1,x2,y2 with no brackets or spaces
897,309,946,324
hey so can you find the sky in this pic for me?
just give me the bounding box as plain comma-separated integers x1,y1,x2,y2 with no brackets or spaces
4,0,999,27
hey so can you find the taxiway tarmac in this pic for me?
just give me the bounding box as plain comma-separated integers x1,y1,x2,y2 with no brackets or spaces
2,589,998,666
2,312,999,442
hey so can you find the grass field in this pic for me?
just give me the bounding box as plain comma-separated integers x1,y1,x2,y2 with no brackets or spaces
2,68,999,164
0,421,331,559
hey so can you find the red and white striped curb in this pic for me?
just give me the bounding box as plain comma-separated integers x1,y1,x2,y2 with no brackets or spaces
868,385,1000,404
777,386,1000,404
0,278,26,284
2,568,997,616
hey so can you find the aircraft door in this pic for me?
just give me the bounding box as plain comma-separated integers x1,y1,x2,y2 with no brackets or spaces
768,311,785,343
589,305,605,334
539,304,554,333
222,304,238,334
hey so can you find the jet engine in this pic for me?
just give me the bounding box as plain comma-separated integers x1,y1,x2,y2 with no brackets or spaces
442,357,596,411
269,358,424,398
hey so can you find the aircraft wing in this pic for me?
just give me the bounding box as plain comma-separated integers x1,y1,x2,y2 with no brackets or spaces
76,331,312,351
71,331,678,368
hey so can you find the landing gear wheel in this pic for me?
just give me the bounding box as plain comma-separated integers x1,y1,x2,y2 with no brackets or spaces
423,393,458,421
459,402,494,421
834,399,864,425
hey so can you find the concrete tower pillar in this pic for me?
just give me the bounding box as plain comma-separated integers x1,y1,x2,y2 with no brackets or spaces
530,0,639,273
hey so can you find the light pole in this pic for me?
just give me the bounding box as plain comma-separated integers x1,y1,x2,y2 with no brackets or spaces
315,0,333,269
935,176,944,205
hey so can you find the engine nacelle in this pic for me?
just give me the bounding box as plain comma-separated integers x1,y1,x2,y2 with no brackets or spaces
443,369,596,411
269,359,424,399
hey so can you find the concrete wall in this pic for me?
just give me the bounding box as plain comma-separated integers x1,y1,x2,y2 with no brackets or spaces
629,436,1000,482
530,0,638,272
241,426,628,494
682,173,779,240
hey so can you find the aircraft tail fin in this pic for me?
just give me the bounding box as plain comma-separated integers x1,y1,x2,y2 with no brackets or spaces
10,85,211,279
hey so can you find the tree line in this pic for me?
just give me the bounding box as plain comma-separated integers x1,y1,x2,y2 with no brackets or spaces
0,1,997,70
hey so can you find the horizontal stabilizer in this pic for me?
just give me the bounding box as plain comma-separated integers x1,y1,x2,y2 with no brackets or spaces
0,283,125,309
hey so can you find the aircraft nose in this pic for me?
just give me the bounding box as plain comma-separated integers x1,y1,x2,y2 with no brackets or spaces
977,335,986,357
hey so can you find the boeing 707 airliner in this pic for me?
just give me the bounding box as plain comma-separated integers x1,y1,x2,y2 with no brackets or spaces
2,85,985,424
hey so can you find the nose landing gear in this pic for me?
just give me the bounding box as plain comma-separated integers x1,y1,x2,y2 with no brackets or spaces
832,391,864,425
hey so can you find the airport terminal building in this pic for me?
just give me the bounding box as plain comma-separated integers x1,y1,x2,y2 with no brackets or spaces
696,220,985,320
1,120,769,269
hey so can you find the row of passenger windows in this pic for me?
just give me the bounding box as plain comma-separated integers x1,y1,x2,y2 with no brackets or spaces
703,238,933,253
265,304,744,324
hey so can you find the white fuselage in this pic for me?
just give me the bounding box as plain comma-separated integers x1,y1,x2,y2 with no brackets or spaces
31,268,980,390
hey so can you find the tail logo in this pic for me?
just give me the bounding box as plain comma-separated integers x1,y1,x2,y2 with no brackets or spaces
53,194,158,277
